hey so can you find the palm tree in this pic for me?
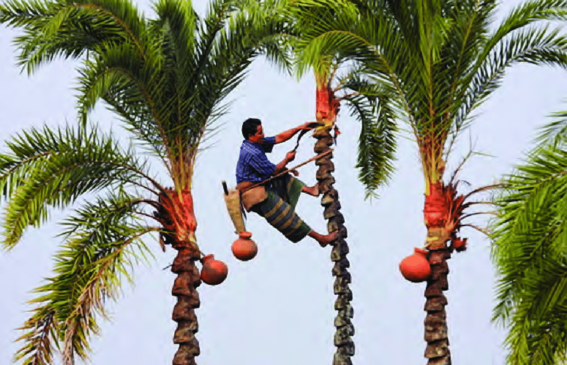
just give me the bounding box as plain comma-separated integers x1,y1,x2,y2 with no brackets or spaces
266,5,398,364
285,0,567,363
0,0,288,363
491,112,567,365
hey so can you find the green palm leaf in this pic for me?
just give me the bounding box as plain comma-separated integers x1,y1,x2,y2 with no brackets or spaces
288,0,567,189
536,110,567,146
1,124,153,250
492,115,567,365
14,190,157,364
1,0,147,74
341,74,398,198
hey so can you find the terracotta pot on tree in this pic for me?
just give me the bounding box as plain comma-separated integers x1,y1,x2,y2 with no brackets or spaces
399,248,432,283
200,255,228,285
231,231,258,261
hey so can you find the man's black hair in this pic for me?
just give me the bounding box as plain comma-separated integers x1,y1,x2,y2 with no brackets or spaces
242,118,262,140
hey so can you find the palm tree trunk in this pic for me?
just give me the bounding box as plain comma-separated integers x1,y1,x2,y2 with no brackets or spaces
422,182,453,365
314,83,354,365
155,188,201,365
424,248,451,365
171,247,201,365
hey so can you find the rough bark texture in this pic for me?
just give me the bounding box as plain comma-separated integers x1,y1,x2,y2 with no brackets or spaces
171,247,201,365
424,248,451,365
315,84,354,365
154,189,201,365
422,182,465,365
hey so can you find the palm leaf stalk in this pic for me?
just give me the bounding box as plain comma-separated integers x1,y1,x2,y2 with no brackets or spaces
491,113,567,365
285,0,567,363
0,0,290,363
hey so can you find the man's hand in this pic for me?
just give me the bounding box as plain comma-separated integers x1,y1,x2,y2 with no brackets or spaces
273,151,296,175
275,122,319,144
298,122,319,130
286,151,296,162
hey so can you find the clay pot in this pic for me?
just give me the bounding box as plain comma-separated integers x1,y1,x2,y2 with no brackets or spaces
232,231,258,261
200,255,228,285
399,248,431,283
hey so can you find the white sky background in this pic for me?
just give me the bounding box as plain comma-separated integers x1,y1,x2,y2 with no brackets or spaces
1,0,567,364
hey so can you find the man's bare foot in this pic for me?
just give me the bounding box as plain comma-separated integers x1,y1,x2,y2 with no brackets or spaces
302,183,320,197
308,230,340,247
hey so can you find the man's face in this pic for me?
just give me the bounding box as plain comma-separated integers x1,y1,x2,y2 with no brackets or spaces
248,124,265,144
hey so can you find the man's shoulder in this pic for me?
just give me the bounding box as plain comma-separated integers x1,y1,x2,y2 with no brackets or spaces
263,136,276,145
261,136,276,153
240,141,263,156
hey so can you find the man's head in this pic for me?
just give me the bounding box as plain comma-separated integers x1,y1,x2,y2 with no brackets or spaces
242,118,265,143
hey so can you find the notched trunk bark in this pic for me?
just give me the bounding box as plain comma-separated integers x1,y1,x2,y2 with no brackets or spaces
171,250,201,365
154,188,202,365
424,248,451,365
315,84,354,365
422,182,459,365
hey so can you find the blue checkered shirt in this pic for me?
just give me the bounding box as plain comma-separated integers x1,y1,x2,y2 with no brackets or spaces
236,136,277,184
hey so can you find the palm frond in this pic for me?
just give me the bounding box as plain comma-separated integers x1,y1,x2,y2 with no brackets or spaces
13,308,59,365
0,0,147,75
455,26,567,132
341,72,398,198
14,190,157,364
491,118,567,365
0,124,156,250
287,0,360,78
2,0,293,192
485,0,567,54
76,45,172,159
536,110,567,147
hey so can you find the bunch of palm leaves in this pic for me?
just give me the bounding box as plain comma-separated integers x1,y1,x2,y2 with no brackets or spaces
0,0,290,363
492,112,567,365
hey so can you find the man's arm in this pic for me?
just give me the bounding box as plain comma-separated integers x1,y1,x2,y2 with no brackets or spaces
274,127,301,144
272,151,295,175
274,122,317,144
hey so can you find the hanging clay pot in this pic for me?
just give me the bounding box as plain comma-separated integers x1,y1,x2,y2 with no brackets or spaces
232,231,258,261
200,254,228,285
399,248,431,283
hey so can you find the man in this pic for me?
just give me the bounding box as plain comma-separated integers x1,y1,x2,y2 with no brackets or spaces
236,118,339,247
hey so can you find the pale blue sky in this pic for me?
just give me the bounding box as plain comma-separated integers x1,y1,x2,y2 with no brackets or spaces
1,1,567,364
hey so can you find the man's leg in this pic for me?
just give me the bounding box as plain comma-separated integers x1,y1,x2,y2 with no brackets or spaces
250,190,311,243
301,182,320,197
262,175,335,245
299,181,337,245
250,190,336,246
274,173,320,198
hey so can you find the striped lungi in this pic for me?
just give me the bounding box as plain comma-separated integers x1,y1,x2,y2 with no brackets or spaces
249,174,311,243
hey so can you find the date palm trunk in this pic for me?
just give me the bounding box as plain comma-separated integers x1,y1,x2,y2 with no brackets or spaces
314,82,354,365
422,182,455,365
155,189,202,365
424,248,451,365
171,246,201,365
